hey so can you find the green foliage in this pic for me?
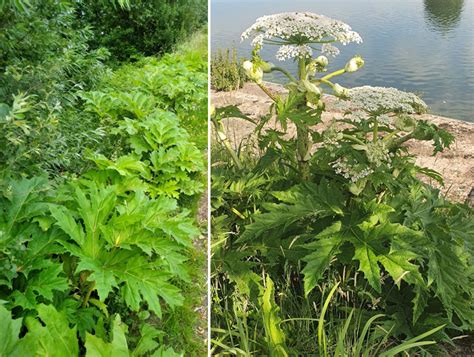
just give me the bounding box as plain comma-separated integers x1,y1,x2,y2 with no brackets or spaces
88,111,204,199
81,41,208,151
211,48,247,91
0,1,112,176
0,2,207,177
211,10,472,355
0,3,207,353
0,140,202,352
76,0,207,61
261,276,288,356
50,181,196,315
0,304,78,356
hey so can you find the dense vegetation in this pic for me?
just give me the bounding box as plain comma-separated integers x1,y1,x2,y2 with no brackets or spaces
211,48,247,92
211,12,473,356
0,0,207,355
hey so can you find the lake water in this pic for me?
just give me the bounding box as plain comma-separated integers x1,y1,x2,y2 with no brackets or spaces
211,0,474,122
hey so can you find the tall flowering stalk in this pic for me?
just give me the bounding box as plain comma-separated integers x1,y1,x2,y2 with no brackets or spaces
241,12,363,179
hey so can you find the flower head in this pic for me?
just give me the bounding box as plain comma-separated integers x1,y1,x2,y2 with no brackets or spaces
347,86,428,115
276,44,312,61
241,12,362,61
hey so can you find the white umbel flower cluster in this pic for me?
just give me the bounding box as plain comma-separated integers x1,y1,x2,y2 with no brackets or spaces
321,44,341,57
241,12,362,61
332,158,374,183
276,44,312,61
347,86,428,114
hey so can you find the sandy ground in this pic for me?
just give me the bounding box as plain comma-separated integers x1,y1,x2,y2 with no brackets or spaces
212,82,474,204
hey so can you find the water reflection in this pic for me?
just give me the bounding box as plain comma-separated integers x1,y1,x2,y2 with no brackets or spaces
424,0,465,34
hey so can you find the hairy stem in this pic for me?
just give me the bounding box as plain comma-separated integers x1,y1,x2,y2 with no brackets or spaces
298,57,307,80
257,82,278,102
373,119,379,143
342,134,366,146
296,125,311,180
388,131,415,150
295,57,312,181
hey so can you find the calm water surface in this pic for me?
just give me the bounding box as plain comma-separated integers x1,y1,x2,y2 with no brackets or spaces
212,0,474,121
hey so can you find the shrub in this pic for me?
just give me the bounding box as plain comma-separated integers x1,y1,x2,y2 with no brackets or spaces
76,0,208,61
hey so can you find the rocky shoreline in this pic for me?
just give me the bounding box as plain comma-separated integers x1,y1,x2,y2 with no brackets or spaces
212,82,474,204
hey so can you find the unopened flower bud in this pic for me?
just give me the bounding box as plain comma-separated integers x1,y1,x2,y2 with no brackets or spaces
242,60,253,71
334,83,349,98
242,60,263,84
315,55,329,67
344,55,364,73
306,56,329,76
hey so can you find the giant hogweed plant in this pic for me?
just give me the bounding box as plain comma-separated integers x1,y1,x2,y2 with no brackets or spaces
0,70,204,354
212,11,473,348
0,150,199,355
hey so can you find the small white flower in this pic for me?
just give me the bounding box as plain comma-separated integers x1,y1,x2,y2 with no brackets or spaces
347,86,428,114
276,44,312,61
321,44,341,57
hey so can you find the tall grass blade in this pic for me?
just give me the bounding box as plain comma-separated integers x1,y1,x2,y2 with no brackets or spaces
317,282,340,357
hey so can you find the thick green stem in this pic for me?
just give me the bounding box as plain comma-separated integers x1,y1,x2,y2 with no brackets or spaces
295,57,312,181
388,132,415,150
373,119,379,143
82,281,96,308
296,125,311,180
321,68,346,82
342,134,366,146
298,58,307,80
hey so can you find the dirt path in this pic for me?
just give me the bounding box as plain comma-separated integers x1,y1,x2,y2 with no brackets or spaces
193,171,208,354
212,82,474,203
